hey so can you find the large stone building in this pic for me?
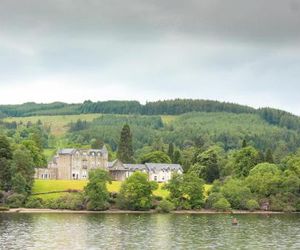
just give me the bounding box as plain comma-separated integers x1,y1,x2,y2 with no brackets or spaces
35,147,183,183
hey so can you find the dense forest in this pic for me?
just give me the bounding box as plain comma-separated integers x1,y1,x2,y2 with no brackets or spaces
1,99,300,131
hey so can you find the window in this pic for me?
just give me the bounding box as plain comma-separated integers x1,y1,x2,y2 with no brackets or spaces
154,176,157,181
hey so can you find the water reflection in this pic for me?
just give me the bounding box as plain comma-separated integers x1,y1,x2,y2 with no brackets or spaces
0,213,300,249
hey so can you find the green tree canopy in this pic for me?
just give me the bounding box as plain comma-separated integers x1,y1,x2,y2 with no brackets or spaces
140,151,171,164
190,146,225,183
0,135,13,191
245,163,282,197
231,146,259,177
117,171,158,211
84,169,111,210
165,172,205,209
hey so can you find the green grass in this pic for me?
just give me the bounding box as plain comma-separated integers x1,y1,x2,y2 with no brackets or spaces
4,114,103,136
161,115,177,124
32,180,169,200
32,180,211,201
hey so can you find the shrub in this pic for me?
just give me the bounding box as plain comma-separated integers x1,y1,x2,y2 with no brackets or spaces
295,201,300,212
7,193,26,208
57,194,85,210
283,205,296,213
153,195,163,201
246,199,259,211
212,198,231,211
44,198,59,209
44,194,85,210
157,200,175,213
25,197,44,208
206,192,224,209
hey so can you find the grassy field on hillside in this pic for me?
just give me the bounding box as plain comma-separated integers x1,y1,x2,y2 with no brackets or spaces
4,114,103,136
5,114,177,137
32,180,211,201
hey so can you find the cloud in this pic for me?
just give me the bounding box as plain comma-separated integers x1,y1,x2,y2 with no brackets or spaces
0,0,299,114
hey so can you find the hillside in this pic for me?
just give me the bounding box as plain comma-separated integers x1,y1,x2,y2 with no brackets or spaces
1,99,300,165
1,111,299,162
1,99,300,132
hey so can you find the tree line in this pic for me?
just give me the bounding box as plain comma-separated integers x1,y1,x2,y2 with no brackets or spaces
1,99,300,131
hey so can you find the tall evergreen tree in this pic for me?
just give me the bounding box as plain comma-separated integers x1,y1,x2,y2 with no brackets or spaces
117,124,134,163
265,149,274,163
242,139,247,148
173,150,182,164
167,143,174,161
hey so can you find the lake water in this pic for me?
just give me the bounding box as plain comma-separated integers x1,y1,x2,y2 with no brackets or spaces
0,213,300,249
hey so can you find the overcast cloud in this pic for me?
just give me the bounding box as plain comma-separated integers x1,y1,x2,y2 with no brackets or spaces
0,0,300,114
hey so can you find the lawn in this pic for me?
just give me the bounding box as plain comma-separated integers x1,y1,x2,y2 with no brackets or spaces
32,180,169,200
32,180,211,201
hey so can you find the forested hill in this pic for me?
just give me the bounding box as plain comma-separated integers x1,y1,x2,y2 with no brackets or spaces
0,99,300,131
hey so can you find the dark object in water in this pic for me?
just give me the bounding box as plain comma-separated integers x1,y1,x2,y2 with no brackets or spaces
232,218,238,225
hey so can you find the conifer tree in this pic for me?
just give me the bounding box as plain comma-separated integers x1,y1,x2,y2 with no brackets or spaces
117,124,134,163
168,143,174,161
265,149,274,163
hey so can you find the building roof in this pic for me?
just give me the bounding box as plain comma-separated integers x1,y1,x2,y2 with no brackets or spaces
108,159,118,168
124,164,147,171
145,163,183,173
58,148,76,155
108,160,183,173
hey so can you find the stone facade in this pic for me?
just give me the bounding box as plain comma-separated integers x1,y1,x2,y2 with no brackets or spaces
35,146,108,180
35,147,183,183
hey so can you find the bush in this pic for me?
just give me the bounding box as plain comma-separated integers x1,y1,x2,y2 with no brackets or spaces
153,195,163,201
7,193,26,208
58,194,85,210
44,194,85,210
206,192,224,209
283,205,296,213
25,197,44,208
156,200,175,213
295,201,300,212
246,199,259,211
44,199,59,209
87,200,109,211
212,198,231,211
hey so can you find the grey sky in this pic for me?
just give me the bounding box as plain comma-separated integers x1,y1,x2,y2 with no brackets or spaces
0,0,300,114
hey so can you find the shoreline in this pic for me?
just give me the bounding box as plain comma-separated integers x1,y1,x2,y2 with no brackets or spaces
1,208,295,214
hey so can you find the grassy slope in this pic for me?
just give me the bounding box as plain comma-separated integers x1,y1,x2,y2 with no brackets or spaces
4,114,103,136
4,114,177,137
32,180,169,200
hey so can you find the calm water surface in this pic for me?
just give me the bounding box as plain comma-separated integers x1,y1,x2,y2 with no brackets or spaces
0,213,300,249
